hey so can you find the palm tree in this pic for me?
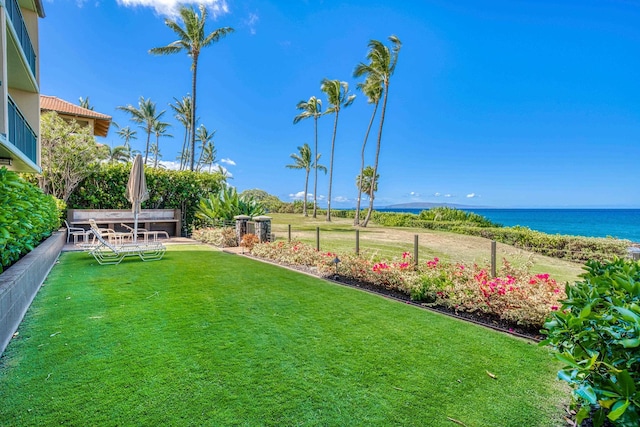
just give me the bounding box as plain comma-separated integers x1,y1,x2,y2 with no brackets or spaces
152,120,172,168
356,166,379,200
354,76,383,226
118,97,165,166
354,35,402,227
320,79,356,221
170,96,193,171
293,96,322,217
105,145,130,163
286,143,327,216
149,5,233,171
195,124,216,171
78,96,93,110
116,126,137,150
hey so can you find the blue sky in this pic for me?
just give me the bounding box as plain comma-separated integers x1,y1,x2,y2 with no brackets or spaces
40,0,640,208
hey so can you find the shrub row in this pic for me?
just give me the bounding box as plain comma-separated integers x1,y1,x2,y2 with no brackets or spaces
0,168,61,272
67,163,226,235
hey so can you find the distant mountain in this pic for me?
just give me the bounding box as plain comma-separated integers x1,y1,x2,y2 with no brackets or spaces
382,202,479,209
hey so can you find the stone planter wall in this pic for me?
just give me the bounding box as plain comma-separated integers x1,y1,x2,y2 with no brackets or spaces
0,231,65,357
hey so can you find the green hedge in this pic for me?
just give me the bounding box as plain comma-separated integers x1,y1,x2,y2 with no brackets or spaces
67,163,226,235
0,168,61,272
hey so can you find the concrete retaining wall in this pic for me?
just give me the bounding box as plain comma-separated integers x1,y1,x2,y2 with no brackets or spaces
0,231,65,357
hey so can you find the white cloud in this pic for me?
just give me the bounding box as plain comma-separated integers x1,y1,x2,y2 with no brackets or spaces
466,193,476,198
409,191,420,197
289,191,312,200
158,160,181,170
244,12,259,35
434,192,441,197
220,158,236,166
444,194,452,198
116,0,229,18
334,196,349,203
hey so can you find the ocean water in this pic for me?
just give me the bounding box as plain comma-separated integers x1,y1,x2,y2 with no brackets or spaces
376,208,640,243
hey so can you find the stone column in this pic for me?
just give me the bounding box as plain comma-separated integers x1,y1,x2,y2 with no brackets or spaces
234,215,251,244
253,216,272,243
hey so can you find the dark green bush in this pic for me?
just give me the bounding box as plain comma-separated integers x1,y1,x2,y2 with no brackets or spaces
67,163,225,235
541,258,640,426
0,168,61,272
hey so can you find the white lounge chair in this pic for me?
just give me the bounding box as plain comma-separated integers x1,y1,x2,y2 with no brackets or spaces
87,228,166,265
120,223,170,242
64,220,89,244
88,219,132,244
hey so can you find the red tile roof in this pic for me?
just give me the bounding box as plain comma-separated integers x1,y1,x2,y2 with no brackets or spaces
40,95,112,137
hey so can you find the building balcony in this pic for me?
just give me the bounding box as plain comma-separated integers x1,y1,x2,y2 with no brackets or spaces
5,0,36,77
6,96,37,165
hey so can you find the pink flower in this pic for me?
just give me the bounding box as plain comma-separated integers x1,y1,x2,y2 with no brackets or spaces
551,305,559,311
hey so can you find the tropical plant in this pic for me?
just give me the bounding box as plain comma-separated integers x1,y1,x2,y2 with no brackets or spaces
293,96,322,218
152,119,172,168
356,165,379,199
116,126,137,150
39,111,107,202
78,96,93,110
117,97,165,165
542,258,640,427
286,143,327,216
105,145,131,163
150,5,233,171
195,124,216,172
354,76,382,226
170,95,194,171
354,35,402,227
320,79,356,221
196,187,266,223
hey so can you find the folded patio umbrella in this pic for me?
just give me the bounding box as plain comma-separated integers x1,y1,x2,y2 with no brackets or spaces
125,154,149,242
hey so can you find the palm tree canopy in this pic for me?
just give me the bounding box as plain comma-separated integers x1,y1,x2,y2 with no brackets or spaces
149,4,234,70
117,97,165,132
293,96,322,124
353,35,402,85
320,79,356,115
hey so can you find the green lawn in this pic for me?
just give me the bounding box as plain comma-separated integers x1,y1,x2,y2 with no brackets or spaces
0,245,567,426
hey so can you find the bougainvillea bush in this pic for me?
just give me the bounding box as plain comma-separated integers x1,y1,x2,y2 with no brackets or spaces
250,241,566,329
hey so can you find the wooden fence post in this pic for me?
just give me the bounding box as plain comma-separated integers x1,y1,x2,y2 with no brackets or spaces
491,240,497,278
414,235,419,266
316,227,320,251
356,229,360,255
288,224,291,243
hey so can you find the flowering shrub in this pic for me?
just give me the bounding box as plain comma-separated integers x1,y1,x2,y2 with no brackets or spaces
249,241,565,328
192,227,238,247
251,241,325,267
240,233,260,251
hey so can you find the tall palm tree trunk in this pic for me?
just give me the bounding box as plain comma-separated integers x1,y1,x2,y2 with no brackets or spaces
144,131,151,165
355,102,379,226
190,57,198,171
154,135,160,168
326,112,339,222
180,130,188,170
363,87,389,227
303,167,310,216
313,117,319,218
